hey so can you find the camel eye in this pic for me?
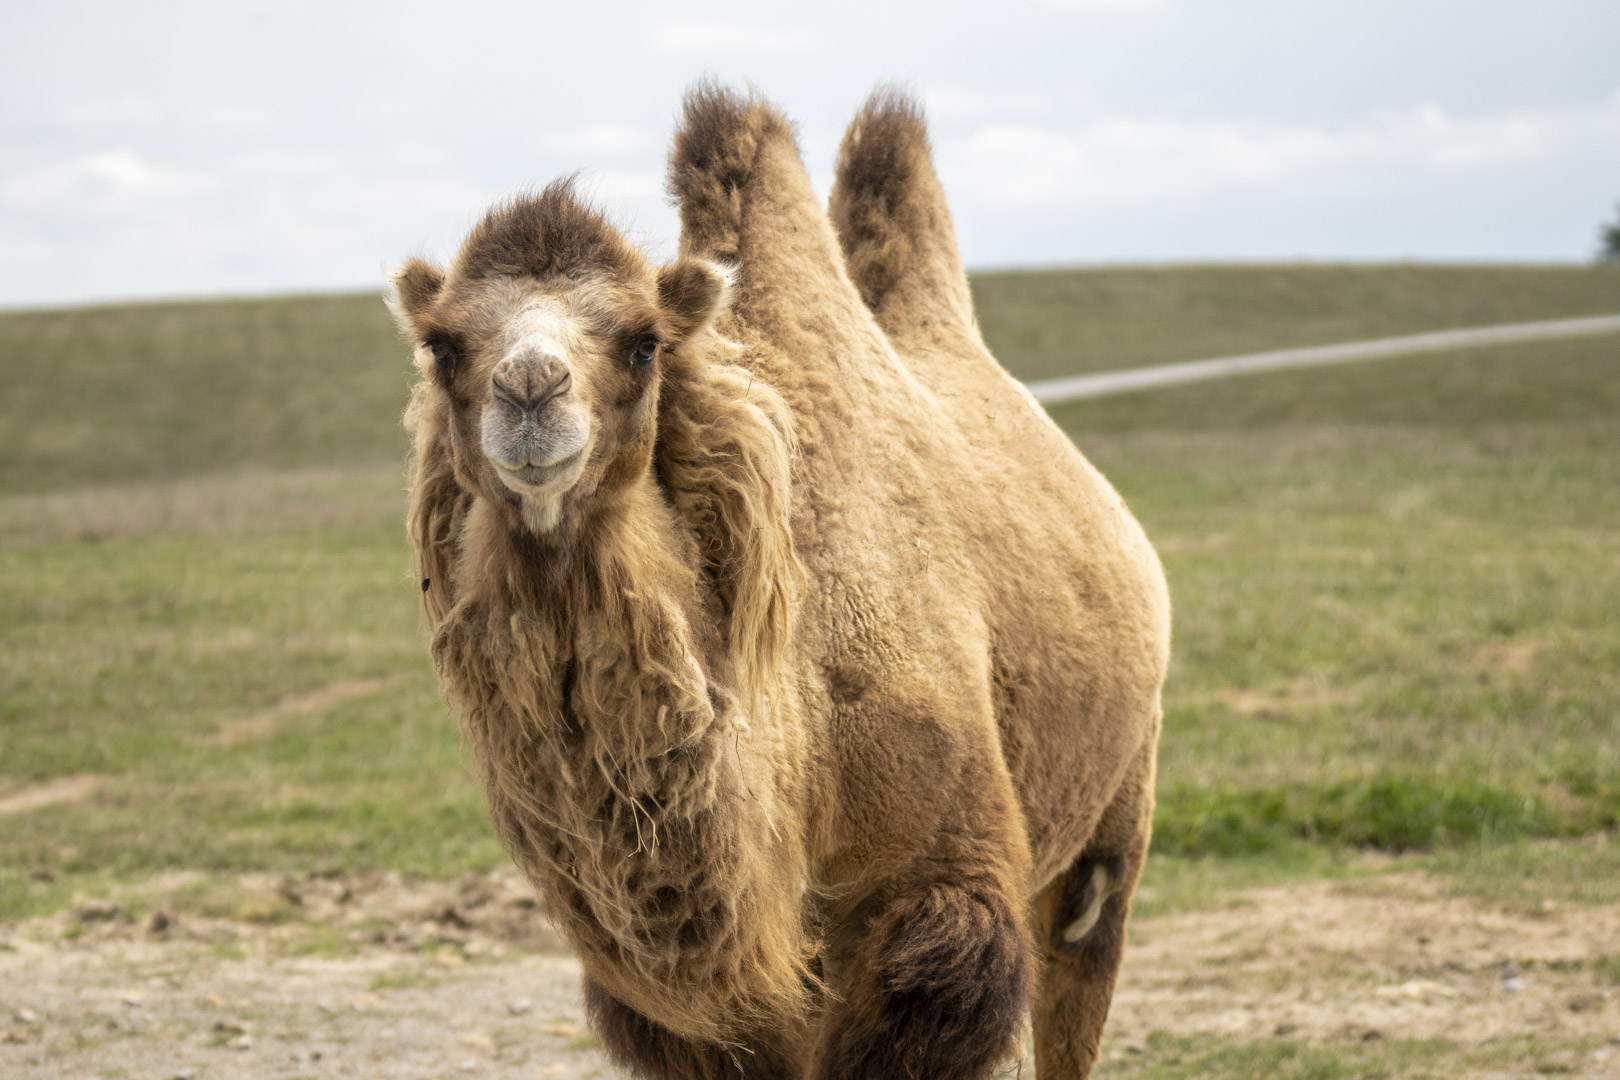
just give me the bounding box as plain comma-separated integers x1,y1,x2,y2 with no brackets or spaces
429,340,459,385
630,335,659,366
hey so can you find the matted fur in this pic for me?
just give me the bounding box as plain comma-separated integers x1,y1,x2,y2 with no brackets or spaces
398,184,815,1041
400,87,1171,1080
416,463,817,1042
654,334,801,720
402,363,469,625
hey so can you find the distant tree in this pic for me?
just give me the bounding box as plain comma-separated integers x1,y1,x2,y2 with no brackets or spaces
1603,204,1620,262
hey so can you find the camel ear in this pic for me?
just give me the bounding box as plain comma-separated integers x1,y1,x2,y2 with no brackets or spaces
390,259,445,334
657,258,731,341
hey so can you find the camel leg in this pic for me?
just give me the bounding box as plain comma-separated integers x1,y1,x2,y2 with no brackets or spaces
1030,733,1158,1079
810,873,1033,1080
583,978,798,1080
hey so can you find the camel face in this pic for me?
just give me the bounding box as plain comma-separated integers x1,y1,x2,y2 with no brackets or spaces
481,299,594,496
393,184,729,537
461,276,663,533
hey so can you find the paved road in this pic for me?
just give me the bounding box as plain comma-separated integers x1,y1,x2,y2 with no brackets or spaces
1024,313,1620,405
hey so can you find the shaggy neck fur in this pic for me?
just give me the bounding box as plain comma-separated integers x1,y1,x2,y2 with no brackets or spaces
409,333,814,1043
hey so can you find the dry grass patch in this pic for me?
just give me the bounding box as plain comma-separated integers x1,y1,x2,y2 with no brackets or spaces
0,776,103,817
187,675,405,748
0,463,403,545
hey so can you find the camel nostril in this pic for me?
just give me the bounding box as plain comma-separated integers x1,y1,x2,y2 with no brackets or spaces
493,358,572,410
542,368,572,406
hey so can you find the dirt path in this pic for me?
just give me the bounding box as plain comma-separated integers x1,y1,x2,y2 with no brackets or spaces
1024,313,1620,404
2,872,1617,1079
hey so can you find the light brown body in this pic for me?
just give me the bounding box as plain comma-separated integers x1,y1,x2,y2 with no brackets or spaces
397,87,1169,1080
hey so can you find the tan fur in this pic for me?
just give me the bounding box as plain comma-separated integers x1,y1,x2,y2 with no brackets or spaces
399,88,1169,1079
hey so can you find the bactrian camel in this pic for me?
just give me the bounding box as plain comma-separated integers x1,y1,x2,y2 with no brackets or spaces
394,86,1170,1080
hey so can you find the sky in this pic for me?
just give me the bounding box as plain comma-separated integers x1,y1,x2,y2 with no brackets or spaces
2,0,1617,307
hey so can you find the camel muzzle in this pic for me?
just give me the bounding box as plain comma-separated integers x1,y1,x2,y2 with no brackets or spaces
492,353,572,412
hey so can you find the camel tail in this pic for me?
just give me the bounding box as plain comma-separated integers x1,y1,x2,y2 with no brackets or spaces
829,88,978,353
669,83,798,264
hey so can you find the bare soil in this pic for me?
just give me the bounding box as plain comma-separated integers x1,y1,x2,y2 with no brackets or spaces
2,871,1618,1079
0,776,103,817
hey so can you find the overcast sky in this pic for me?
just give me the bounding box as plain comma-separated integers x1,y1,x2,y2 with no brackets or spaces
3,0,1617,307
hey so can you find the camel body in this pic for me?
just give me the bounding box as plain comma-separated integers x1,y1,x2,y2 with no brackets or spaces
399,89,1169,1080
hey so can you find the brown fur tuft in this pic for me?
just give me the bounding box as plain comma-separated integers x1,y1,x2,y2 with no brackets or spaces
816,883,1033,1080
455,178,643,285
585,979,797,1080
668,84,797,261
829,87,930,311
829,85,980,357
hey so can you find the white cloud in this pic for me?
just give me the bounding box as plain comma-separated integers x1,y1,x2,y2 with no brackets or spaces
585,168,664,203
539,126,653,154
225,148,336,178
579,168,677,254
0,143,492,302
199,104,277,130
57,97,157,129
938,95,1620,208
650,23,821,55
1,151,213,211
924,88,1050,122
1035,0,1166,11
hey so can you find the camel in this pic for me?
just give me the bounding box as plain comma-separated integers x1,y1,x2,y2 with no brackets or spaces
393,86,1170,1080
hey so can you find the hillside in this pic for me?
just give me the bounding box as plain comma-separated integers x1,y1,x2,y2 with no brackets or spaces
1,263,1616,494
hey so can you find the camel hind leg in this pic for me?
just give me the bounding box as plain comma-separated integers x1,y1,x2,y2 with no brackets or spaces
828,89,980,359
1031,731,1158,1079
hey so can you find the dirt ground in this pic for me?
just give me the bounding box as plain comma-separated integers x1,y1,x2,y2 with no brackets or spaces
3,870,1618,1079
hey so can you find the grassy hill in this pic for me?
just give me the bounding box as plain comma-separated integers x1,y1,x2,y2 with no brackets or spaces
2,264,1618,924
2,264,1616,494
0,295,409,495
974,262,1620,381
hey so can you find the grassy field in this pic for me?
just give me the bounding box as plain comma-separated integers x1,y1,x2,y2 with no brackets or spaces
2,265,1618,1074
0,295,409,494
974,262,1620,381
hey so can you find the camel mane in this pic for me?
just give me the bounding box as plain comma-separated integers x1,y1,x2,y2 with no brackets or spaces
400,218,812,1034
654,325,801,718
402,291,800,706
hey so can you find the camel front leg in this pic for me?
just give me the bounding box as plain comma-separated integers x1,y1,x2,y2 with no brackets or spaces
583,977,800,1080
811,875,1033,1080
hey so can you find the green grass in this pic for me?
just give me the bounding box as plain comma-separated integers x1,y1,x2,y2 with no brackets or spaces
1093,1032,1611,1080
974,262,1620,381
1423,834,1620,909
1153,775,1607,858
0,519,504,913
1057,337,1620,863
1097,1032,1451,1079
1,264,1617,922
0,293,412,494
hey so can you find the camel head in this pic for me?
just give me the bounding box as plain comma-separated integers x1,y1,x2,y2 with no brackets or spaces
393,181,730,537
